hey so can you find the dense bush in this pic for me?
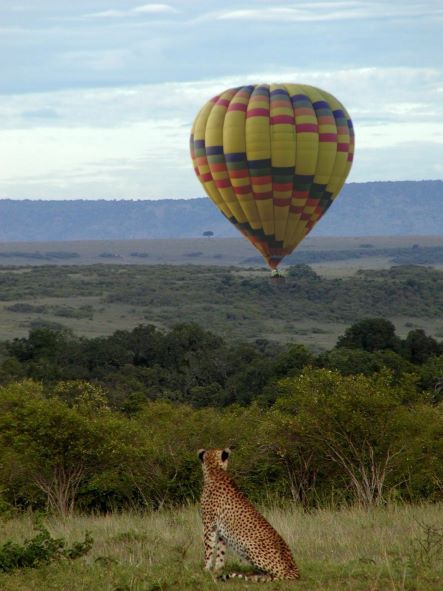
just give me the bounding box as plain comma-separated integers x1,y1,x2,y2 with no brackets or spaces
0,368,441,514
0,318,442,514
1,320,441,409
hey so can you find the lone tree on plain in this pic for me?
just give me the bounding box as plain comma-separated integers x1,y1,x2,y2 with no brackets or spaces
202,230,214,238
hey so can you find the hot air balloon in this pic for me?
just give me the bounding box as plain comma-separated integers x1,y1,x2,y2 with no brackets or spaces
190,84,354,272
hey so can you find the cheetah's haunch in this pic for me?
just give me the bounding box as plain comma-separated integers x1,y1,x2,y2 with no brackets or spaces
198,448,300,582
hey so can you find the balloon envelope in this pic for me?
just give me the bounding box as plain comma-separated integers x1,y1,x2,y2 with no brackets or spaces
190,83,354,269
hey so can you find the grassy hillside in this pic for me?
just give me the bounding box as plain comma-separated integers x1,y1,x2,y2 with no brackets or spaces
0,504,441,590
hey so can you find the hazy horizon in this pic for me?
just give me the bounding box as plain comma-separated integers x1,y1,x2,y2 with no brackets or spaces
0,178,441,202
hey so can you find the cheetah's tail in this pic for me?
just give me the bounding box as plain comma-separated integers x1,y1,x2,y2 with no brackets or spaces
220,572,275,583
220,570,300,582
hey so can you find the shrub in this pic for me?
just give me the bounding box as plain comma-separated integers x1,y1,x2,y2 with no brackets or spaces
0,524,92,572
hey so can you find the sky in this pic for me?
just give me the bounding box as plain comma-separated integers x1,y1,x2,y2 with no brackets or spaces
0,0,442,200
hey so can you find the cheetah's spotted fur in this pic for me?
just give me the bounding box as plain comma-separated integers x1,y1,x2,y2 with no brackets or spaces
198,448,300,582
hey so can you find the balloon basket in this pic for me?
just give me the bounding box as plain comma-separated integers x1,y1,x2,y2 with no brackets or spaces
270,269,286,285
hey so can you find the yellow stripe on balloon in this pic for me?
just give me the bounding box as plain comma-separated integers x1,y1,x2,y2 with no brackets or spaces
192,101,232,218
270,84,296,242
318,89,351,197
246,86,274,236
286,84,318,177
302,85,337,186
205,89,247,224
281,84,314,249
223,88,261,229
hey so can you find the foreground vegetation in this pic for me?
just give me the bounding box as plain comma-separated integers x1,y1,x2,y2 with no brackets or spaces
0,504,442,590
0,362,441,514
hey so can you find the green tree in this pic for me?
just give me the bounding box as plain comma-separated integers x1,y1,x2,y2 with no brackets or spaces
273,369,421,505
416,354,443,400
0,381,102,515
318,347,414,379
337,318,401,352
402,329,440,364
0,381,143,515
317,347,384,376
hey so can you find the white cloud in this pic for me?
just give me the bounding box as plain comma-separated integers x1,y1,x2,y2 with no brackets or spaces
83,3,179,19
59,49,133,72
86,10,125,19
133,4,178,14
0,118,190,199
354,141,443,182
215,1,442,22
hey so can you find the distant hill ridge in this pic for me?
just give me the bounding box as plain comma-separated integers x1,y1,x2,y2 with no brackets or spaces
0,180,441,241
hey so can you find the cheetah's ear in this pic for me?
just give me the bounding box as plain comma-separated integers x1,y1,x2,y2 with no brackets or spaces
221,448,231,462
198,449,206,462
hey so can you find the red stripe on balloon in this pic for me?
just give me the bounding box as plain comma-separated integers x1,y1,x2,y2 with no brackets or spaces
234,185,252,195
252,176,272,185
274,197,292,207
296,123,318,133
247,108,270,118
216,98,230,108
201,173,213,182
319,133,338,142
271,115,294,125
229,169,249,179
215,178,231,188
254,191,273,200
273,183,293,192
293,190,309,198
210,163,228,172
228,102,247,112
348,153,354,162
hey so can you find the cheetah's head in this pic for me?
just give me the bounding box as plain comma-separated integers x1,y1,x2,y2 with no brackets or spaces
198,448,231,471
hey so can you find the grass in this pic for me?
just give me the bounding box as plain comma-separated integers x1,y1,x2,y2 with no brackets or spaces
0,296,150,340
0,236,442,269
0,504,441,590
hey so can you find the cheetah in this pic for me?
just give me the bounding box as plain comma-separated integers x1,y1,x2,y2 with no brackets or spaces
198,448,300,582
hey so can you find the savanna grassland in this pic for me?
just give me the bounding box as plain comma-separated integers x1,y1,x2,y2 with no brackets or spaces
0,257,442,348
0,504,442,591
